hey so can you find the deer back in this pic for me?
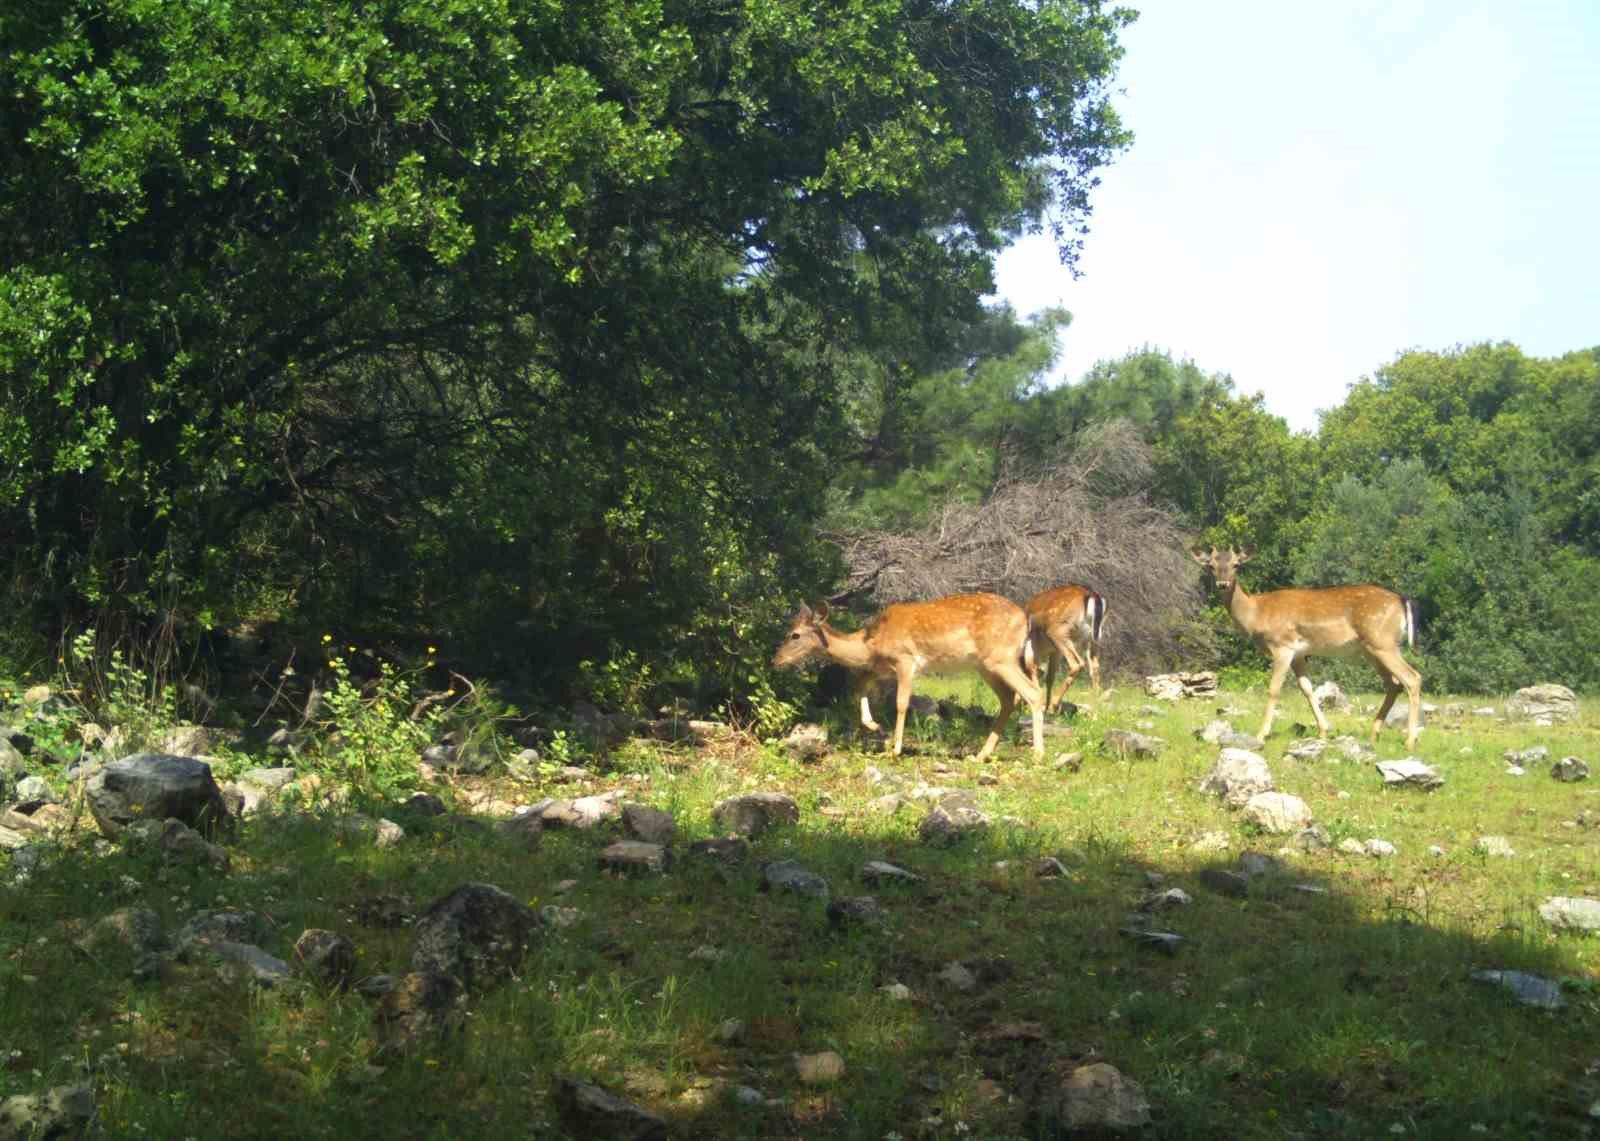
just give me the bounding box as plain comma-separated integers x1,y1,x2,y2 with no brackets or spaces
863,593,1029,672
1026,585,1100,641
1248,584,1406,650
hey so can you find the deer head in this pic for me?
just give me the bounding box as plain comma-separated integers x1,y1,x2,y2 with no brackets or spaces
772,600,830,669
1191,546,1254,591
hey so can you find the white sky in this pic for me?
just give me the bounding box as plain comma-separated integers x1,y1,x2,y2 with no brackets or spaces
991,0,1600,432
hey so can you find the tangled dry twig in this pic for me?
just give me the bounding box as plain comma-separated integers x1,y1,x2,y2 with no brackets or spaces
823,421,1205,676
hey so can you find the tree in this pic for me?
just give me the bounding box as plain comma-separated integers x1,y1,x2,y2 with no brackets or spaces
1,0,1135,690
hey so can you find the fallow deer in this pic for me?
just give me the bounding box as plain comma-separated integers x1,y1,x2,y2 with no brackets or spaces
1025,585,1106,710
772,595,1045,760
1192,547,1422,749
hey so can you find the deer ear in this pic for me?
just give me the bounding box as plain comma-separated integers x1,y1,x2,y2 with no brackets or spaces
813,600,830,623
795,602,813,622
1190,547,1210,565
1236,546,1256,563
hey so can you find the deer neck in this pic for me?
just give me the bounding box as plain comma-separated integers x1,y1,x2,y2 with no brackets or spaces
1222,580,1263,634
818,624,874,671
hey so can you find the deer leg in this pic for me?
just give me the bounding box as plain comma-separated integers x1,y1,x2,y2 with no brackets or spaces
972,671,1015,761
890,664,917,756
1291,658,1328,738
1058,638,1086,696
991,662,1045,759
1038,640,1058,711
1370,648,1423,751
1086,642,1102,704
1260,651,1295,742
853,672,882,733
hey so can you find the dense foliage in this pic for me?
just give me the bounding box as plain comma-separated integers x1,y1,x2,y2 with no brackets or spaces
0,0,1132,699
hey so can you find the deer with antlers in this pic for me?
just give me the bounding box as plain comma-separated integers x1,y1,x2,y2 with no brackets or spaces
1025,585,1105,710
772,595,1045,760
1192,547,1422,750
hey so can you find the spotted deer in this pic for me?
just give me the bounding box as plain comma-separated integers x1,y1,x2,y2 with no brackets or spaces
772,594,1044,760
1192,547,1422,749
1024,584,1105,710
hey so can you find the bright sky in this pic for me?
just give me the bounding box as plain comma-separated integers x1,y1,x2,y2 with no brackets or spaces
991,0,1600,432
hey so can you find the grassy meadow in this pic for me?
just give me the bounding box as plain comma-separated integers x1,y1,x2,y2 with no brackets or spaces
2,673,1597,1140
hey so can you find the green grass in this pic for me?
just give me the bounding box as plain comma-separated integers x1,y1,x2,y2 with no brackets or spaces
2,678,1597,1139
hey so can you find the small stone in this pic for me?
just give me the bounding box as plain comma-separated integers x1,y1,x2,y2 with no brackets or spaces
1473,836,1515,858
1120,928,1183,955
937,962,977,991
1293,824,1332,850
918,796,990,846
880,982,912,1001
1471,969,1564,1009
1034,856,1069,878
1242,791,1312,834
1139,887,1192,912
1504,745,1550,766
621,804,677,845
497,810,544,850
1539,896,1600,932
1364,838,1398,858
761,859,829,901
1237,851,1283,878
711,792,799,838
687,835,750,865
1376,759,1443,789
1191,830,1231,853
1038,1062,1152,1132
860,860,924,885
597,840,670,875
397,791,447,816
1199,868,1250,898
1103,729,1164,758
793,1051,846,1085
1428,845,1446,857
551,1076,667,1141
716,1019,746,1043
539,906,582,930
826,896,888,929
209,941,292,986
1338,838,1367,856
781,722,829,760
1552,757,1589,783
1198,748,1275,807
1054,752,1084,772
293,929,357,988
0,1084,94,1141
733,1086,765,1106
688,944,731,964
1285,737,1329,760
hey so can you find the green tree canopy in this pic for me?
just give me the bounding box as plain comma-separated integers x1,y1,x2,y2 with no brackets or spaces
2,0,1134,688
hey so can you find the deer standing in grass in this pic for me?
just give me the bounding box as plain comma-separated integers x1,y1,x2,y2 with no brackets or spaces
1192,547,1422,750
772,595,1044,760
1025,585,1106,710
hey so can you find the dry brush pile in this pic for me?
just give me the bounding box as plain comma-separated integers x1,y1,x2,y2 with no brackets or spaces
825,422,1206,677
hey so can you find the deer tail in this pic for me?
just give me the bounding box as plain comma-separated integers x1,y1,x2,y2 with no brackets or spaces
1089,592,1106,643
1403,597,1420,651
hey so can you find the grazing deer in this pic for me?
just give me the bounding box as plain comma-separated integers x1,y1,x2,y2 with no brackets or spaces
772,595,1044,760
1025,585,1106,710
1191,547,1422,750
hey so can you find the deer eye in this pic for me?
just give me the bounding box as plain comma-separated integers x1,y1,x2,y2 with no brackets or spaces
790,632,802,639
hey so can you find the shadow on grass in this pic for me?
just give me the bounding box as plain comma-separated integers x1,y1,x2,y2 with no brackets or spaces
1,749,1597,1141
